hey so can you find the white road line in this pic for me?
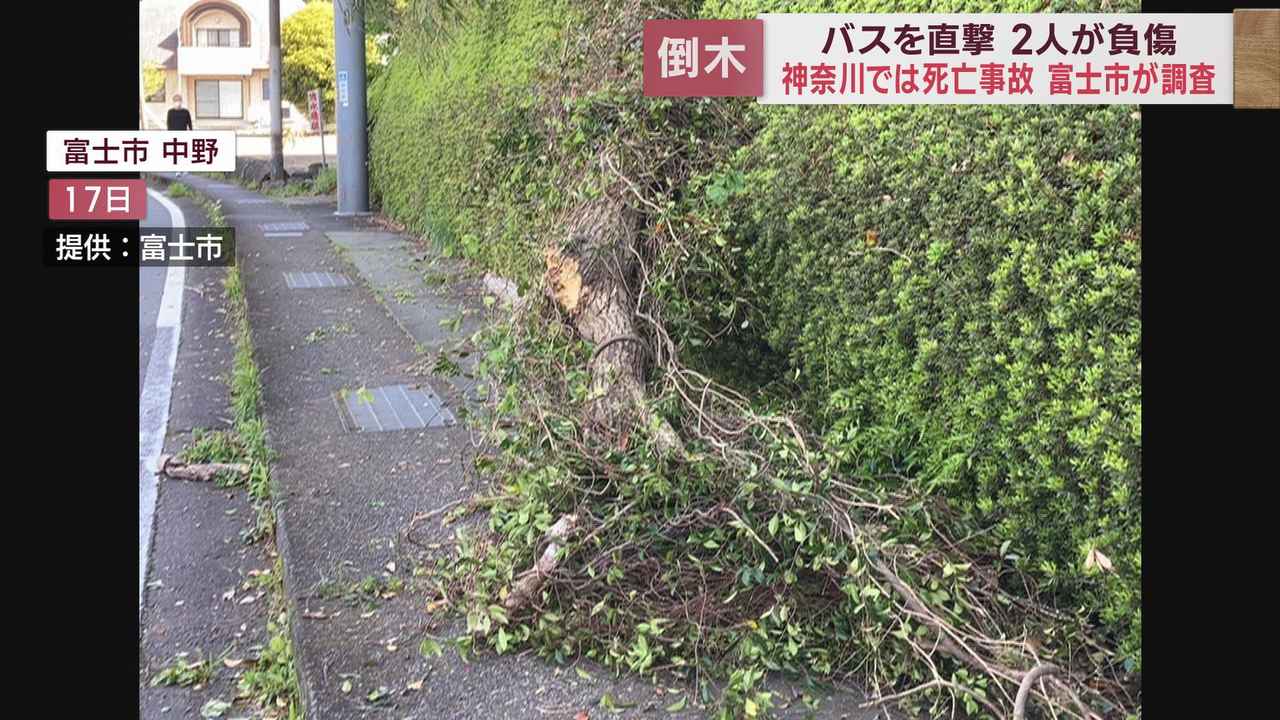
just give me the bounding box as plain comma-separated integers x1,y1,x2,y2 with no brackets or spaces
139,188,187,614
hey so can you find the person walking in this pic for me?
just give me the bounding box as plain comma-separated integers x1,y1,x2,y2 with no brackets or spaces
166,95,193,176
166,95,193,131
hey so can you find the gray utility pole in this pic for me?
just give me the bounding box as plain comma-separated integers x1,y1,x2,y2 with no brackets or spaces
333,0,369,215
139,1,144,129
268,0,285,181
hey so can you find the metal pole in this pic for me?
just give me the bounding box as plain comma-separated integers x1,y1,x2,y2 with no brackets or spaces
319,114,328,168
269,0,285,181
139,1,144,129
333,0,369,215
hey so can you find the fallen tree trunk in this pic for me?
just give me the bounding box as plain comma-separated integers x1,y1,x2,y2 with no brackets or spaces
156,454,250,482
544,187,681,456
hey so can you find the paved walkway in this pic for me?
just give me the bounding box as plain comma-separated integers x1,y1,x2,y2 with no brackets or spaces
161,173,889,720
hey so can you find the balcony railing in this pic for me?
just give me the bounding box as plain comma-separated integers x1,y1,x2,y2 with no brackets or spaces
177,44,264,77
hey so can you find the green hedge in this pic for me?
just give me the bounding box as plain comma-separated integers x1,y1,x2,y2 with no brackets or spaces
689,0,1143,664
697,103,1141,663
368,0,575,281
685,0,1142,667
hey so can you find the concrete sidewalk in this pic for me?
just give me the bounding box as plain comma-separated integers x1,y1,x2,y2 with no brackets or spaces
165,174,888,720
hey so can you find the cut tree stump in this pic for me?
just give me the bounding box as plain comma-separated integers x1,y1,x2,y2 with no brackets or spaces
544,186,681,456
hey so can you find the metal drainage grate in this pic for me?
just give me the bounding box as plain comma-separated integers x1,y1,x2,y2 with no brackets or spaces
284,272,352,289
335,384,456,432
259,220,309,230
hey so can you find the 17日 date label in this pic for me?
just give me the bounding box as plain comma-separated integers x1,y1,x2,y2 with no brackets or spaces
44,227,236,267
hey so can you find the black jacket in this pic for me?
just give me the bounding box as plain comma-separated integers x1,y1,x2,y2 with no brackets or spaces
166,108,193,131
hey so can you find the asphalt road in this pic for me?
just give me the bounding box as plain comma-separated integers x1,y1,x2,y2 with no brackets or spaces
138,189,186,609
139,197,170,395
138,184,278,717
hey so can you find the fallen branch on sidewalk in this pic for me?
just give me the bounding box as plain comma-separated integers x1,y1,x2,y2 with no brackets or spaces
156,453,250,482
450,179,1134,719
503,513,579,612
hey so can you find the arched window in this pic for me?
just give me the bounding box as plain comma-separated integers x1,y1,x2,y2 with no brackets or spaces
181,2,251,48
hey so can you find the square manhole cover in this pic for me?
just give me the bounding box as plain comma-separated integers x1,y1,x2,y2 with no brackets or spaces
284,272,352,289
259,220,309,230
335,384,456,432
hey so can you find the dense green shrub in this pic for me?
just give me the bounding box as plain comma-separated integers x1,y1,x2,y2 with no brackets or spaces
143,61,166,101
678,0,1142,668
695,104,1141,661
368,0,576,282
311,165,338,194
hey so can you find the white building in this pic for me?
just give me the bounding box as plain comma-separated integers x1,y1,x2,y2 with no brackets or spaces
140,0,308,131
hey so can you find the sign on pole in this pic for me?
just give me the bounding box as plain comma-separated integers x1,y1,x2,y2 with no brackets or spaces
337,71,350,108
307,88,328,167
307,89,323,132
